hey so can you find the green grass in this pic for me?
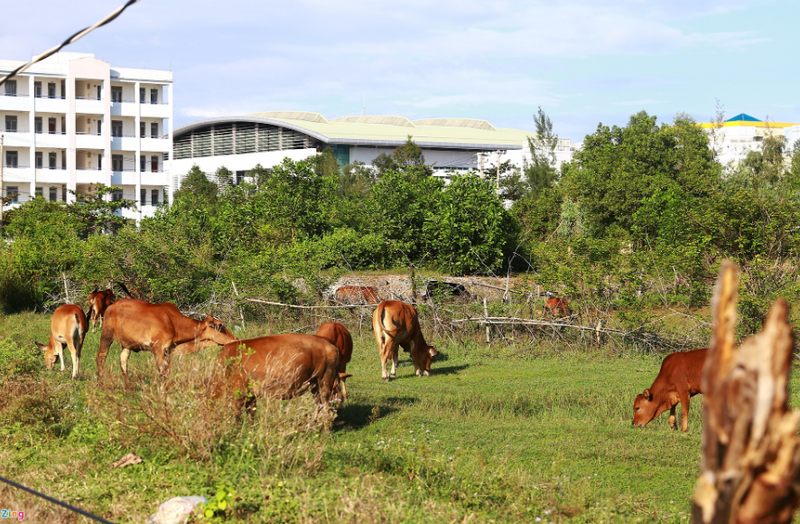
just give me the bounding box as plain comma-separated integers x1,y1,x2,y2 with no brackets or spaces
0,311,792,523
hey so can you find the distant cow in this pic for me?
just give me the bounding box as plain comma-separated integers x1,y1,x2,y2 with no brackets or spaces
36,304,88,379
87,282,133,333
424,280,470,301
96,299,236,385
334,286,380,305
543,297,571,317
373,300,438,380
633,348,707,432
215,334,341,417
315,322,353,400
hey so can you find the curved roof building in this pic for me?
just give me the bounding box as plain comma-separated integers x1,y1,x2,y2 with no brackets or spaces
171,111,569,188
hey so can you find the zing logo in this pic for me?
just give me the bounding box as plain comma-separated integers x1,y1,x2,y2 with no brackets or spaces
0,510,24,521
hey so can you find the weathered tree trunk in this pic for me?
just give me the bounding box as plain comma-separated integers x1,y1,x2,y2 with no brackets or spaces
693,261,800,524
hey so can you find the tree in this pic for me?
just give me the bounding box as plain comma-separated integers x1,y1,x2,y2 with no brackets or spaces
215,166,233,188
522,106,559,199
372,136,434,180
175,165,218,203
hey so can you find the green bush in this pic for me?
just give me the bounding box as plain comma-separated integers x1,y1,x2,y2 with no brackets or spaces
0,338,41,376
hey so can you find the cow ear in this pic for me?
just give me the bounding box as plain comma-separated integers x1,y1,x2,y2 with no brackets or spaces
34,341,47,351
339,373,353,380
429,347,439,357
643,388,652,401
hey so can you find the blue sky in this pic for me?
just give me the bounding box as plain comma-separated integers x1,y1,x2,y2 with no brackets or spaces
3,0,796,142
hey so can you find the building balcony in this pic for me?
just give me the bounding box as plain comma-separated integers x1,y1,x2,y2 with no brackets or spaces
76,133,105,149
0,93,31,111
0,166,32,182
75,98,104,115
2,130,32,147
111,135,138,151
140,102,171,119
33,96,68,113
76,167,105,184
141,170,169,186
35,167,69,183
140,136,171,152
33,132,68,149
111,170,138,186
110,101,139,117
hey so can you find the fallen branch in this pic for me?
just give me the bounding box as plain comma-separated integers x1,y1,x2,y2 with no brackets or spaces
245,298,374,310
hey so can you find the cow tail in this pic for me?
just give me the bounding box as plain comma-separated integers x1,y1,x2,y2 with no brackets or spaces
377,305,401,337
115,281,134,299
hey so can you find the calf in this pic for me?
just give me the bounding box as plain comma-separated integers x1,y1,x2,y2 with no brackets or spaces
215,334,341,417
315,322,353,400
632,348,707,432
373,300,438,380
87,288,115,333
543,297,571,317
36,304,88,379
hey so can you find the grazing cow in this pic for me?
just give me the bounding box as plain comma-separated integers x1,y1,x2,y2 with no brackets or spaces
333,286,380,305
315,322,354,400
96,299,235,385
424,280,471,301
215,334,341,417
543,297,571,317
86,282,133,333
632,348,707,432
372,300,438,380
36,304,88,379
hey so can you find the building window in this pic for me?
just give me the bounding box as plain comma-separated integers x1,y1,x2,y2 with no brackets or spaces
49,186,57,202
34,81,42,98
97,120,103,135
60,80,65,99
112,120,123,137
5,115,17,132
35,152,43,169
35,117,42,134
151,122,158,138
151,155,159,172
151,189,160,206
112,189,123,201
61,150,66,168
236,171,246,185
49,152,57,169
48,117,56,134
140,188,146,205
35,187,43,197
5,80,16,97
6,186,19,202
112,155,123,172
48,82,56,98
61,116,65,133
140,88,145,103
140,122,146,138
139,155,145,172
98,153,102,170
96,85,102,100
111,86,122,103
150,88,158,104
5,151,18,168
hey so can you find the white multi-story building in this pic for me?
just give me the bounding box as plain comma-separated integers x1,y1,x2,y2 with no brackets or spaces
701,113,799,167
0,52,173,220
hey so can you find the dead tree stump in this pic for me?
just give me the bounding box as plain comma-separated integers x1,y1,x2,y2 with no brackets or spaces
693,261,800,524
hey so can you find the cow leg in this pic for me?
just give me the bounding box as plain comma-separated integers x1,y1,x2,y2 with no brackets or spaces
66,331,81,379
390,343,399,379
96,326,115,382
679,392,691,432
668,404,677,430
58,342,66,372
153,344,172,377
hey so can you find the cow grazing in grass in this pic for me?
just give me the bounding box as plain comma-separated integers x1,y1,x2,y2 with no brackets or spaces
632,348,707,432
96,299,235,385
373,300,438,381
215,334,341,417
315,322,353,400
543,297,571,318
334,285,380,305
36,304,88,379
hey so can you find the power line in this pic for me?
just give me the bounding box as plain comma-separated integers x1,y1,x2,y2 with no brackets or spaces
0,0,142,87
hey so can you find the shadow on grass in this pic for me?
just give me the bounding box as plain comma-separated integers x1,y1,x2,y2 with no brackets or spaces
337,396,419,430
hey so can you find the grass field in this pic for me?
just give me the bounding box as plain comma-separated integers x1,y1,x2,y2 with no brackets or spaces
1,310,793,523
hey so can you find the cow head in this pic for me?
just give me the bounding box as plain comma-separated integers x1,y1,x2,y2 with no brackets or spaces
36,341,58,370
632,388,657,428
200,315,237,345
414,345,439,376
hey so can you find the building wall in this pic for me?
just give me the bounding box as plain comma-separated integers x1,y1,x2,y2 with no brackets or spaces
0,52,173,221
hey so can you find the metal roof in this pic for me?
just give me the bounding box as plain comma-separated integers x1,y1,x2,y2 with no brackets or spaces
175,112,533,151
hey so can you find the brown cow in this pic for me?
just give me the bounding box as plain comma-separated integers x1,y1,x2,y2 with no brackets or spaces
334,286,380,305
87,288,114,333
543,297,571,317
632,348,707,432
372,300,438,381
315,322,354,400
215,334,341,417
36,304,88,379
96,298,235,384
